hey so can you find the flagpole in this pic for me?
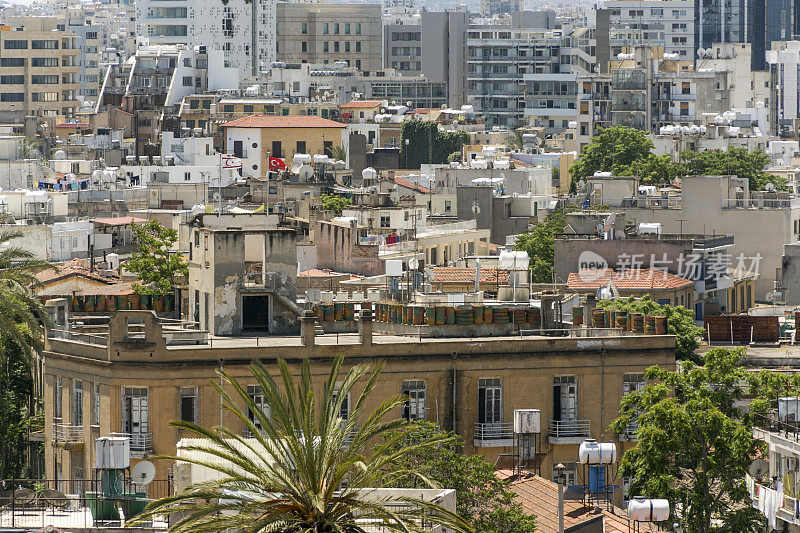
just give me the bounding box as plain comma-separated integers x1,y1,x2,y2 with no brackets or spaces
266,151,270,222
218,153,222,228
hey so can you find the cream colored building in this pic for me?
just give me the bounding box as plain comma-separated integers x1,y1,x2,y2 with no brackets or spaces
42,308,676,502
0,17,80,118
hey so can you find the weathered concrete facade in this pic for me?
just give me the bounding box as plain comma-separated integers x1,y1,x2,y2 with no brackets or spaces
314,219,383,276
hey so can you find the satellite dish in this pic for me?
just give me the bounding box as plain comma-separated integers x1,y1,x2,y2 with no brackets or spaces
765,182,776,192
389,190,400,203
213,192,221,201
472,201,481,215
749,458,769,479
131,460,156,486
408,257,420,270
290,161,302,175
298,165,313,180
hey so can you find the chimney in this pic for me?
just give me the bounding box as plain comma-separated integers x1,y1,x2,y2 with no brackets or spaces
300,310,317,346
359,309,373,346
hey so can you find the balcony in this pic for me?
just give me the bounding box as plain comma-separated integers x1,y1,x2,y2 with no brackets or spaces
113,432,153,458
53,422,83,446
242,271,277,291
548,419,590,444
617,421,638,442
473,421,514,447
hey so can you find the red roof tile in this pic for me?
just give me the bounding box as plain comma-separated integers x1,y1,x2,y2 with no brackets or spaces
567,268,694,291
222,114,347,129
432,267,509,285
91,216,148,226
34,259,135,296
510,476,658,533
339,100,383,109
390,176,431,193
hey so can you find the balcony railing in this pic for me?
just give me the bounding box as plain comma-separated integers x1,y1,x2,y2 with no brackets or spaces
474,421,514,446
549,419,590,439
618,420,638,441
113,432,153,457
53,423,83,445
242,271,276,290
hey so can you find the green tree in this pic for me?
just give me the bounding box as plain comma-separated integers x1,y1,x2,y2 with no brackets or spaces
383,422,537,533
681,147,785,191
513,211,566,283
400,120,470,169
597,296,702,362
610,348,764,533
127,221,188,295
631,153,686,185
0,337,40,479
320,193,352,215
135,355,472,533
331,145,348,162
568,126,654,186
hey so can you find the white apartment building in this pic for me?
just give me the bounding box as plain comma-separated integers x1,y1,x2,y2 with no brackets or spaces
134,0,276,77
767,41,800,137
605,0,695,59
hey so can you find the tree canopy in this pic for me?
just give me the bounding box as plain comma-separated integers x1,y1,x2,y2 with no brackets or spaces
320,193,351,215
400,120,470,169
569,126,784,190
127,220,188,295
383,421,537,533
597,295,702,362
610,348,764,533
513,211,566,283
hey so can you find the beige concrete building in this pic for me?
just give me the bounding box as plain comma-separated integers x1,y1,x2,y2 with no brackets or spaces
275,2,382,71
42,309,676,501
0,17,80,119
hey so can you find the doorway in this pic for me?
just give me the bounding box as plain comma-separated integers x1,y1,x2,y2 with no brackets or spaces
242,295,270,331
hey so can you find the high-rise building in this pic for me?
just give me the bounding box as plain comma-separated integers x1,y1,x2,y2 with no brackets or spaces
0,17,80,119
605,0,695,60
420,11,468,108
134,0,276,76
383,21,422,75
275,3,382,72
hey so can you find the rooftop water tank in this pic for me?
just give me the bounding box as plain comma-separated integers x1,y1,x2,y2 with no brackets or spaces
95,436,130,470
578,438,617,464
627,498,670,522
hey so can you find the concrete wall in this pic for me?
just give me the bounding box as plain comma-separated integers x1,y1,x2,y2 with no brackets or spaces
314,219,383,276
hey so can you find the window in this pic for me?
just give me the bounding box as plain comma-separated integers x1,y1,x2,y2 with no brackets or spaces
552,376,576,421
402,380,426,421
182,76,192,87
552,462,577,486
380,215,390,228
122,387,149,446
681,82,691,95
180,387,197,423
301,41,308,53
0,57,24,67
223,104,234,113
355,23,361,34
478,378,502,425
272,140,282,158
345,23,350,34
323,23,329,34
93,383,100,426
183,57,191,67
301,22,307,34
73,380,83,425
190,99,200,109
324,41,329,52
344,41,350,53
334,41,340,52
0,93,24,102
32,40,58,49
55,376,63,419
86,32,97,40
0,75,24,84
184,171,191,181
334,23,340,34
246,385,270,429
444,200,451,212
32,92,58,102
31,75,59,84
243,105,254,113
355,41,361,53
296,140,306,153
4,40,28,49
332,383,350,420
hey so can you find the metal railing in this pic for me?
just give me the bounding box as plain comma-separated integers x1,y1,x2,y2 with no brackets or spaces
549,419,590,438
722,197,800,209
111,432,153,457
53,423,83,445
47,329,108,347
474,421,514,442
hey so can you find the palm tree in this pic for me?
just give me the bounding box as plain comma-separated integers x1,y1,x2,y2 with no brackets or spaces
0,229,53,369
135,355,472,533
505,130,524,152
331,145,348,162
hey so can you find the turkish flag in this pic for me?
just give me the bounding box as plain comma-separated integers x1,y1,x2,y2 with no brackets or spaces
268,156,286,170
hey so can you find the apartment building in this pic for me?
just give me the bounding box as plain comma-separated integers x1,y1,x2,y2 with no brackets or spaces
0,17,80,119
383,21,422,75
275,3,382,71
64,16,101,106
42,308,676,497
134,0,276,76
605,0,695,59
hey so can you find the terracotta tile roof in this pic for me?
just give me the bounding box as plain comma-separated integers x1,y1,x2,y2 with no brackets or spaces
298,268,361,279
566,268,694,291
222,114,347,129
91,216,148,226
339,100,383,109
509,476,658,533
34,259,135,296
431,267,509,285
390,176,431,193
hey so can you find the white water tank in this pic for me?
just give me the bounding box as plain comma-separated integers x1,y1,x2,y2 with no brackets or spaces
627,498,670,522
513,409,541,434
362,167,377,181
95,436,130,470
106,252,120,270
578,438,617,464
293,153,312,164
